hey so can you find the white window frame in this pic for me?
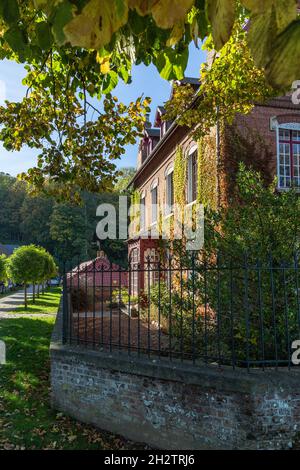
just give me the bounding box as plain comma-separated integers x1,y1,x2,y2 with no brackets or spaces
140,195,146,231
276,122,300,191
187,145,198,204
165,165,174,216
150,179,158,224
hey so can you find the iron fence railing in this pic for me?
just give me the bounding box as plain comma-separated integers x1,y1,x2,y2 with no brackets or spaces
62,253,300,370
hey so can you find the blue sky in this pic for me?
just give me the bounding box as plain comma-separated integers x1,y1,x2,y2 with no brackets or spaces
0,44,205,177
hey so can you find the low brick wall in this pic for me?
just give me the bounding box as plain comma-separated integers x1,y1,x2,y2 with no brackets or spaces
50,305,300,450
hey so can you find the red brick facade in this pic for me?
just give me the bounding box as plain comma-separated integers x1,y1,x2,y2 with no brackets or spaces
128,89,300,278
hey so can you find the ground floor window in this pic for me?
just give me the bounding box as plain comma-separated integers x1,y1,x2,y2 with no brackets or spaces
278,127,300,189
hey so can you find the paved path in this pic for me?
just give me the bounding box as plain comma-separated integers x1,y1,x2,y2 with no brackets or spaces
0,286,46,317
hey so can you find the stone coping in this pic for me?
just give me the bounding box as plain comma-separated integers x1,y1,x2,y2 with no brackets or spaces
51,298,300,394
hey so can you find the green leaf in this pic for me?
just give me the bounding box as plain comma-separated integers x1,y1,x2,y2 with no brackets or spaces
63,0,128,48
266,20,300,89
102,70,119,94
36,22,53,50
51,1,75,45
3,25,27,53
118,65,129,83
245,0,298,68
206,0,235,50
0,0,20,25
156,48,188,80
151,0,195,30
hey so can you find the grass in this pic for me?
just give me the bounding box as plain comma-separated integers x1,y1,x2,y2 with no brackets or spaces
0,315,147,449
11,287,62,314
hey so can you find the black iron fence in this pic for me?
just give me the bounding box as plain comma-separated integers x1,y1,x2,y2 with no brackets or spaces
62,253,300,370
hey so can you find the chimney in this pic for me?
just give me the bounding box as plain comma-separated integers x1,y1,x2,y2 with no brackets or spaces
145,112,151,128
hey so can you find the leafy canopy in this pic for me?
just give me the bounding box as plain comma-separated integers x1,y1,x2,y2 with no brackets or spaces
164,23,274,138
0,51,151,200
7,244,56,285
0,1,299,88
0,1,299,197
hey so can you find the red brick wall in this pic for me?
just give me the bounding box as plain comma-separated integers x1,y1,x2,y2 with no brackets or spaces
221,98,300,206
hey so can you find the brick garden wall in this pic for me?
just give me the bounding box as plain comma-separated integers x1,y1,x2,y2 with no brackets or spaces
50,305,300,450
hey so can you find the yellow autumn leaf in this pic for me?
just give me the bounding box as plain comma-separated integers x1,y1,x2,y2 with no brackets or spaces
128,0,153,16
167,21,185,47
99,56,111,74
246,0,297,68
266,20,300,89
151,0,195,30
63,0,128,49
206,0,235,50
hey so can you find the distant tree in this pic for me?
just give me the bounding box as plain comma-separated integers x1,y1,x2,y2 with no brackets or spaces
49,203,88,265
0,254,7,284
114,167,136,194
0,173,25,242
20,195,54,250
7,245,45,308
39,249,58,295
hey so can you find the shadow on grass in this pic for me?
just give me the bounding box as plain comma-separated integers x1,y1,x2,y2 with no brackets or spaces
0,316,148,450
12,288,62,314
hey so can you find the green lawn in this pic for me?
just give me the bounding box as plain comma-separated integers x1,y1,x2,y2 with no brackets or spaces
13,287,62,314
0,297,146,450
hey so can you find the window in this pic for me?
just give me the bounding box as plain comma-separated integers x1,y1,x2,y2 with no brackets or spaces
161,121,167,138
140,196,146,230
151,186,158,223
187,148,198,203
165,169,174,215
130,248,139,296
278,127,300,188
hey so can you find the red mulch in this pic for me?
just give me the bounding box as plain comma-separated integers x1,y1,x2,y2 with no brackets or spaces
71,312,170,353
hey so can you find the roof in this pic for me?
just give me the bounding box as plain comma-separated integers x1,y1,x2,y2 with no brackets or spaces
157,106,166,115
154,106,167,126
68,254,128,287
0,244,19,256
145,128,160,138
179,77,200,87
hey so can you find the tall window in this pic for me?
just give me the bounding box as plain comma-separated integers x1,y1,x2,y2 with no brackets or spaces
130,247,139,296
165,170,174,215
140,196,146,230
278,128,300,188
151,186,158,223
188,149,198,203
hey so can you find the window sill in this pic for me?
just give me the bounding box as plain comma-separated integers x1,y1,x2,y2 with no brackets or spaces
186,200,198,207
277,186,300,192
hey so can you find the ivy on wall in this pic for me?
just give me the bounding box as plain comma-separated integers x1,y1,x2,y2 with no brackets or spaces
130,189,141,235
197,135,218,210
173,146,186,208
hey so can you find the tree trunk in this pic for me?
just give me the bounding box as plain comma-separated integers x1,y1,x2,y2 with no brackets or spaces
24,283,27,309
32,283,35,303
37,283,40,298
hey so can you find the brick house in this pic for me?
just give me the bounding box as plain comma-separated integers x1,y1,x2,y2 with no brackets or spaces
127,78,300,291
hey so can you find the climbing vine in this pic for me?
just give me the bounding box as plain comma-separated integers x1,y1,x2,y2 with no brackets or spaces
173,147,186,208
164,23,274,140
130,189,141,235
197,136,218,210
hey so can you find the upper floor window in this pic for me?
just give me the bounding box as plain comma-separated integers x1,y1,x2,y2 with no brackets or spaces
151,182,158,224
140,195,146,230
278,126,300,189
161,121,167,138
187,147,198,203
165,168,174,215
